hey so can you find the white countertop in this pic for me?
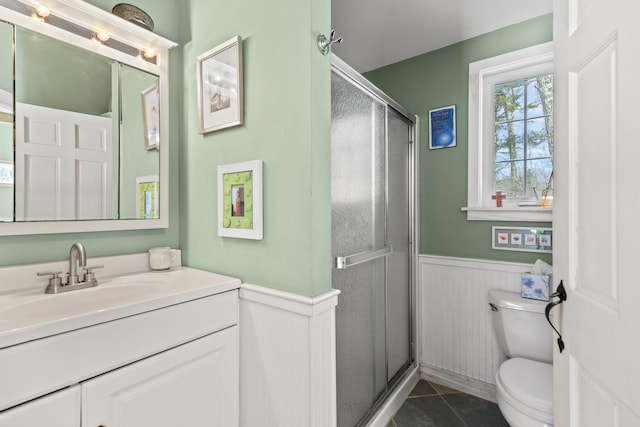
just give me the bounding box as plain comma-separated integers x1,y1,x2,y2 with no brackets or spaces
0,252,241,349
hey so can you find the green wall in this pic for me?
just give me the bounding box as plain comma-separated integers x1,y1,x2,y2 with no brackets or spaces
16,28,112,115
365,14,553,264
179,0,332,297
119,65,160,219
0,0,332,298
0,0,184,266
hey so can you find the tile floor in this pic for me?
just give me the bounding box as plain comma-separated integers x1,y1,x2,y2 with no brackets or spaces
386,380,510,427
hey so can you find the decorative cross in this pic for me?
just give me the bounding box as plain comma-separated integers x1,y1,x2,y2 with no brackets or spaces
492,191,507,207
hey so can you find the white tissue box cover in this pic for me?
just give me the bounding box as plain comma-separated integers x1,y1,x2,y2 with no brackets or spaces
521,273,551,301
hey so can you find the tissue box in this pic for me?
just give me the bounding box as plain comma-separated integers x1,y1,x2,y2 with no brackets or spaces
521,273,551,301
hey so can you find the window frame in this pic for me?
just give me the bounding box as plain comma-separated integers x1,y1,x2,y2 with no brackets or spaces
465,42,554,221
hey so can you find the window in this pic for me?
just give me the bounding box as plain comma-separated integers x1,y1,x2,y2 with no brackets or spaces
494,75,553,199
466,42,553,221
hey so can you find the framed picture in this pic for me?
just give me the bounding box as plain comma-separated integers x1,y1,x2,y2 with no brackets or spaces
197,35,243,134
141,83,160,150
136,175,159,219
217,160,263,240
0,161,13,187
492,226,552,253
428,105,456,149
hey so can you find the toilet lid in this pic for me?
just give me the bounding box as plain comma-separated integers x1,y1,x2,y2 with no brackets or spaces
497,358,553,415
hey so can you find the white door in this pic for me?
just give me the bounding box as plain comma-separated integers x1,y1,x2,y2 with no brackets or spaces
15,103,112,221
553,0,640,425
82,327,239,427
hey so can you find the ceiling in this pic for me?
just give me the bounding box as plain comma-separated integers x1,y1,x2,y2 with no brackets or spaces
331,0,553,73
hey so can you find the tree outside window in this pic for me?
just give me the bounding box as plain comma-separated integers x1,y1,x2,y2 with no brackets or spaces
494,74,553,200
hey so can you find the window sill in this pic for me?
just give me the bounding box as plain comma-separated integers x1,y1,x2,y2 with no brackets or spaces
462,206,552,222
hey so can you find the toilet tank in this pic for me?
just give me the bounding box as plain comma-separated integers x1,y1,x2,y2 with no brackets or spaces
488,290,553,363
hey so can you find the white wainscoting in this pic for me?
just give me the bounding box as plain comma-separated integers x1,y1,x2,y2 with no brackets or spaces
239,284,340,427
419,255,534,401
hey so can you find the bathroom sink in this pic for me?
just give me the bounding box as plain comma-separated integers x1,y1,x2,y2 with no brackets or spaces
0,284,164,326
0,267,241,349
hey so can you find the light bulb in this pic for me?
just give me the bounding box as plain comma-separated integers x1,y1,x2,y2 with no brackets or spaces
142,48,156,59
35,5,50,19
95,31,109,42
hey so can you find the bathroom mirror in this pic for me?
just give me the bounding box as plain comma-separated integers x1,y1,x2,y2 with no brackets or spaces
0,0,176,235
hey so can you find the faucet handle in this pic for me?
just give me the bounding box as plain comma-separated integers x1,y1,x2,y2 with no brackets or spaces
37,271,63,293
82,265,104,283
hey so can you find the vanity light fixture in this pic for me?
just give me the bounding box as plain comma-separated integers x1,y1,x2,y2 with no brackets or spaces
94,31,110,42
34,4,50,19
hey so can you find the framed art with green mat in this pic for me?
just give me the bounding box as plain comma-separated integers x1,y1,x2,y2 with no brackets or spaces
217,160,263,239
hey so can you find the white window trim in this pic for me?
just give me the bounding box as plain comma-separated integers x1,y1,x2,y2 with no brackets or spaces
465,42,554,222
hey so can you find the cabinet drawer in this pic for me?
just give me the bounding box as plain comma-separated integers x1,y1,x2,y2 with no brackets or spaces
83,327,238,427
0,386,80,427
0,290,238,411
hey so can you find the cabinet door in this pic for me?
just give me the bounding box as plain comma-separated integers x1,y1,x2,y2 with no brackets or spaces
82,327,238,427
0,386,80,427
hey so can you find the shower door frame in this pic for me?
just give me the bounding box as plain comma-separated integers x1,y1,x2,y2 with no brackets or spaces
331,54,420,426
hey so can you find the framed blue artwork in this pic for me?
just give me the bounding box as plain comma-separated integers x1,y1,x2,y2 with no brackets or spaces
428,105,456,149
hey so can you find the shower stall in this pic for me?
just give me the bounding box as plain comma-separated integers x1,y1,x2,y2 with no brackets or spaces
331,55,417,427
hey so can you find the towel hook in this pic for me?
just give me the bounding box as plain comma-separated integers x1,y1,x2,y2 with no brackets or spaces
317,29,343,55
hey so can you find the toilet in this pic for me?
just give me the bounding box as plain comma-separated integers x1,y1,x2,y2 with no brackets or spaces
489,290,554,427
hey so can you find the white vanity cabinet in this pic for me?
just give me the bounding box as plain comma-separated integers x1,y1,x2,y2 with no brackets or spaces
0,386,80,427
83,327,238,426
0,281,240,427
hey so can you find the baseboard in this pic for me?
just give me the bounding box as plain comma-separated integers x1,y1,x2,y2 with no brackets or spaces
420,363,497,403
365,365,420,427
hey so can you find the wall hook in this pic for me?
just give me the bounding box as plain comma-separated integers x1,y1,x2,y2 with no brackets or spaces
317,29,343,55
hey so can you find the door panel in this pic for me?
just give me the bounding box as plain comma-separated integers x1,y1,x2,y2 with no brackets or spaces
331,66,414,427
554,0,640,424
332,69,388,427
15,103,112,221
333,259,387,427
386,109,411,381
331,72,387,254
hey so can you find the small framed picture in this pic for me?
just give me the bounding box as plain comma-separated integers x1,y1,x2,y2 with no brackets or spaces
217,160,263,240
492,226,552,253
136,175,159,219
428,105,456,149
141,83,160,150
497,232,509,245
197,35,243,134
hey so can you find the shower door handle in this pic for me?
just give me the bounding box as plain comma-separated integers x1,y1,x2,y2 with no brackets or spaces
335,245,393,269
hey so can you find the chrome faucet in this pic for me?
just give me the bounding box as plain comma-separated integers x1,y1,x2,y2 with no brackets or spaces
67,242,87,285
37,242,103,294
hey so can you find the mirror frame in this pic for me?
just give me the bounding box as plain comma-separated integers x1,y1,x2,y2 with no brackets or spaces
0,0,176,235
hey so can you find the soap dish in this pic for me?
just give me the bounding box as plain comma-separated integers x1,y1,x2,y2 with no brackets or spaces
112,3,154,31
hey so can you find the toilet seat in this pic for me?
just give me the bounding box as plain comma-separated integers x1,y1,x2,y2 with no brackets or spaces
496,358,553,425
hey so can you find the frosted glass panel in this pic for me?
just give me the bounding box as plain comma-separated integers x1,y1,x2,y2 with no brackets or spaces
331,69,413,427
333,259,386,427
386,109,411,380
331,71,386,256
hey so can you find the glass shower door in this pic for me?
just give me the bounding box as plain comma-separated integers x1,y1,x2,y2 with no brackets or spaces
331,67,413,427
332,70,387,427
